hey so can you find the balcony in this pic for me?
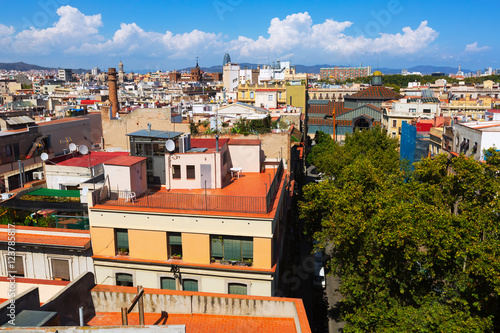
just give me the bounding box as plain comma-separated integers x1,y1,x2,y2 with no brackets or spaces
94,161,286,215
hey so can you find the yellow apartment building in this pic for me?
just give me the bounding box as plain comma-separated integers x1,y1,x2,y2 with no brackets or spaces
88,133,290,297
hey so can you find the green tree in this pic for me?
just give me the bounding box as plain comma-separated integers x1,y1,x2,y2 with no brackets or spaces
300,131,500,331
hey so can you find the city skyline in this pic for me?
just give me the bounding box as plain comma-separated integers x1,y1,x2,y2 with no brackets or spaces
0,0,497,71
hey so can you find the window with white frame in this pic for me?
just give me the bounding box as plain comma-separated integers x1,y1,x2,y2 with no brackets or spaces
51,259,70,281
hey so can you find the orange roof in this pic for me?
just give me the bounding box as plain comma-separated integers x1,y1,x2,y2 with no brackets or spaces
88,312,296,331
104,155,146,167
93,170,287,219
89,285,310,332
228,139,261,145
0,276,70,286
0,230,90,249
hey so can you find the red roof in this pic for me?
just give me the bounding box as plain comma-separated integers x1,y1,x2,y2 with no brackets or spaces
0,231,90,248
51,152,128,168
80,100,98,105
345,85,402,101
191,138,230,149
104,156,146,167
88,312,296,331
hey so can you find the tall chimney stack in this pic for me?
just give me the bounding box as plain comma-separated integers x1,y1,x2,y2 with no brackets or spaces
108,68,119,118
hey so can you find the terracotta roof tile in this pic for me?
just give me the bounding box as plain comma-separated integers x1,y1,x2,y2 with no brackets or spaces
0,231,90,248
345,86,402,101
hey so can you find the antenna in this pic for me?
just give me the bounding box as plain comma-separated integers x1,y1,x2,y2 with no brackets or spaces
69,143,77,152
166,140,175,153
79,145,89,155
41,153,49,161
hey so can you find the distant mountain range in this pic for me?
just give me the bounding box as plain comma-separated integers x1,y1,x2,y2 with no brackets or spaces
0,61,471,76
0,62,88,74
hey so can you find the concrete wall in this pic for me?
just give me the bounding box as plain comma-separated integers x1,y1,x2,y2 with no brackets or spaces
165,151,225,190
90,227,116,257
0,280,65,303
181,233,210,264
128,230,167,261
104,161,149,195
93,261,273,296
194,132,291,169
101,108,190,151
91,286,305,332
0,248,94,283
41,272,96,325
89,209,274,239
227,143,260,173
45,165,92,190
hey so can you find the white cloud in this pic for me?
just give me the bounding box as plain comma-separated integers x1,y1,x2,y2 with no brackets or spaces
68,23,222,59
465,42,490,53
0,7,440,66
229,15,438,62
6,6,102,55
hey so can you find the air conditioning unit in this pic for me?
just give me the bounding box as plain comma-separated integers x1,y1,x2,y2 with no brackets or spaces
33,171,44,180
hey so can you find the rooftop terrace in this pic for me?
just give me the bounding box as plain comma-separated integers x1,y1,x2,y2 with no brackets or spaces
93,161,286,216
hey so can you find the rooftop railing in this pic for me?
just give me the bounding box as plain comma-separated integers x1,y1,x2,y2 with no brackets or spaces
94,160,286,215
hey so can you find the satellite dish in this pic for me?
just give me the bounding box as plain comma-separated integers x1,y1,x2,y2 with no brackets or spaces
81,188,88,195
69,143,77,152
79,145,89,155
166,140,175,152
40,153,49,161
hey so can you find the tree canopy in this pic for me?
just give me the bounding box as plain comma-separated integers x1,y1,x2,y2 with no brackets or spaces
300,128,500,332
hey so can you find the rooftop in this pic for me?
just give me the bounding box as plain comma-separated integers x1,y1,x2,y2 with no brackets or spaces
126,129,184,139
94,165,286,217
458,120,500,131
0,224,90,249
104,155,147,167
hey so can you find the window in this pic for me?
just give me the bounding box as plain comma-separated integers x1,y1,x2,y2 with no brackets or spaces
409,108,416,113
392,120,397,128
116,273,133,287
116,229,129,253
183,279,198,291
423,109,431,114
241,92,245,99
268,94,273,101
168,232,182,258
211,235,253,261
250,91,254,98
172,165,181,179
160,277,176,290
12,256,24,277
51,259,70,281
278,92,282,99
5,145,12,157
228,283,247,295
186,165,195,180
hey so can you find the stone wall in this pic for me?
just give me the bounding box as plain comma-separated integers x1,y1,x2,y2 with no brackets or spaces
101,108,190,151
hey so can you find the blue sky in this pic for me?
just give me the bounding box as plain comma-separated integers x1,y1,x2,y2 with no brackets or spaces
0,0,497,71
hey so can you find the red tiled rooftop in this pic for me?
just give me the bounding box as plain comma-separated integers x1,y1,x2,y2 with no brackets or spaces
104,155,146,167
0,229,90,248
191,138,230,149
345,85,402,100
88,312,296,332
94,169,287,218
50,151,128,167
228,139,261,145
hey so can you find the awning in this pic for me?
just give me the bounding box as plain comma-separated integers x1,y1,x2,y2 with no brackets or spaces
29,188,80,198
5,116,35,126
